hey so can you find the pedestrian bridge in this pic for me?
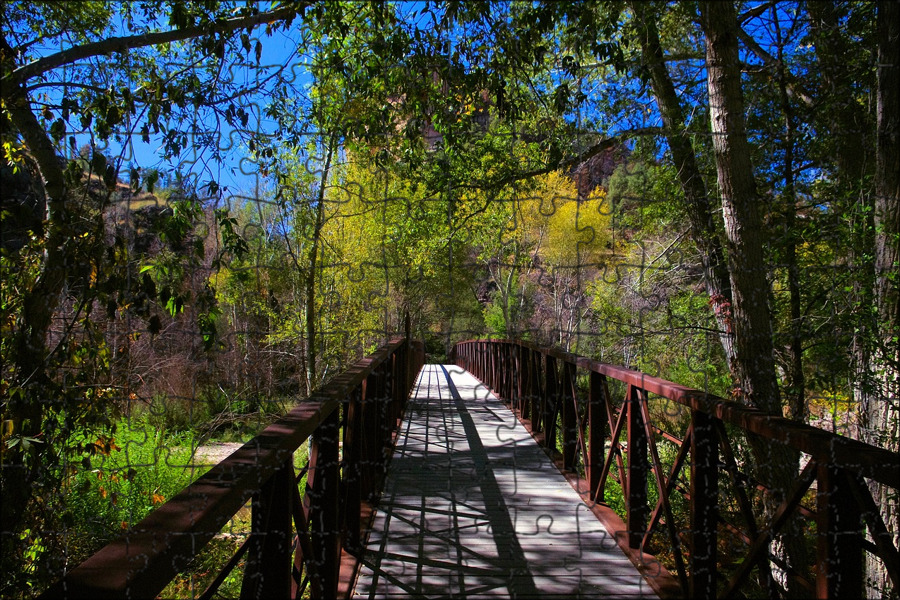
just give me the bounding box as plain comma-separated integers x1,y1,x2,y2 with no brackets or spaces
353,364,659,599
41,339,899,599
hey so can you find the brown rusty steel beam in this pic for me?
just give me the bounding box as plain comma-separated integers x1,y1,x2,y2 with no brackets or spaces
561,360,578,471
454,339,900,600
689,410,718,600
342,385,363,551
596,398,628,503
816,464,864,599
40,339,419,600
640,395,689,593
453,339,899,487
721,460,817,598
545,355,559,451
626,385,649,550
241,460,294,599
588,371,606,502
643,425,692,553
452,339,900,600
713,418,778,593
844,473,900,592
307,409,341,598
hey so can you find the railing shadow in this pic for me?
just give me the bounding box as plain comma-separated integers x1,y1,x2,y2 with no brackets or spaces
356,363,652,599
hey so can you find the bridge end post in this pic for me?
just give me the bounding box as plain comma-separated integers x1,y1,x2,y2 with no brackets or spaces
307,409,341,598
588,371,607,502
816,464,864,599
626,385,649,550
690,409,719,599
240,460,294,599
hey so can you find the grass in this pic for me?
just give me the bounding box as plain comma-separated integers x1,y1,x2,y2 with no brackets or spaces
35,384,362,599
88,407,309,598
61,419,197,565
42,388,301,598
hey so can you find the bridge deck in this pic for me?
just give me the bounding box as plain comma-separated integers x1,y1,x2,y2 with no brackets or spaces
351,364,659,599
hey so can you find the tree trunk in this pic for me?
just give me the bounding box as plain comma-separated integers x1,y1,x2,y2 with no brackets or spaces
1,81,72,557
866,2,900,596
700,1,780,412
774,6,806,423
306,139,335,392
630,1,737,372
698,2,809,594
807,0,879,444
806,0,870,188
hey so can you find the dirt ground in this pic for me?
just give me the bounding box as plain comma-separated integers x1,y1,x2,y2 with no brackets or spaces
191,442,244,467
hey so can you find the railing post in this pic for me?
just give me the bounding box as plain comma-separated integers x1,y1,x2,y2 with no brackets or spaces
496,342,504,399
507,344,515,402
519,346,534,420
378,365,391,453
489,342,494,387
561,360,577,471
482,341,488,385
503,343,512,401
626,385,649,549
545,355,559,452
497,342,502,394
496,342,502,393
343,386,363,551
477,341,483,380
531,350,543,433
390,352,401,427
513,344,525,419
588,371,606,501
360,372,380,502
240,459,294,599
816,464,864,599
307,409,341,598
690,409,718,599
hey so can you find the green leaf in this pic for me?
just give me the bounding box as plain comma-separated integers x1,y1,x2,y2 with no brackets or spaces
50,119,66,142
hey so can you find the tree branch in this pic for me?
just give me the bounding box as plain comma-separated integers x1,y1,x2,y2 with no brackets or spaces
3,4,303,89
735,25,815,108
738,1,776,25
478,126,663,192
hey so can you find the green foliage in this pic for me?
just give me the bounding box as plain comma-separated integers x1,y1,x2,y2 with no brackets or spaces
606,162,685,235
2,416,195,595
2,0,897,596
63,420,195,557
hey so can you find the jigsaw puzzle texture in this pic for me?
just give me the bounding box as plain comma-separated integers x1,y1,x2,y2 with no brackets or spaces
2,3,898,599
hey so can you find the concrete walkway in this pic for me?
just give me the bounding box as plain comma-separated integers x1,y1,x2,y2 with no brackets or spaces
352,364,658,599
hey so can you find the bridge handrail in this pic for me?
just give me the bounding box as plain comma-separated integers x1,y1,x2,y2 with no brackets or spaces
452,338,899,600
42,338,425,600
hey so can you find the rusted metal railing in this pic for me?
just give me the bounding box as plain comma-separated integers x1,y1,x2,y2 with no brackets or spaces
453,339,899,600
42,338,425,600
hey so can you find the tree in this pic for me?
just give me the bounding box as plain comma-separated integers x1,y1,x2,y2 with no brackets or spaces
1,2,305,590
629,1,737,374
697,3,811,592
866,1,900,593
